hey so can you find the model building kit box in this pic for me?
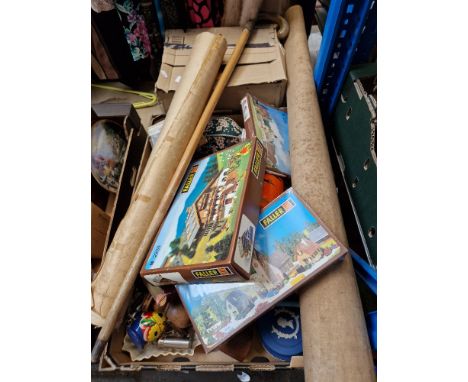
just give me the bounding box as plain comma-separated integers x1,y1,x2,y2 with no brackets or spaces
241,93,291,176
156,26,287,112
141,139,266,285
176,188,348,352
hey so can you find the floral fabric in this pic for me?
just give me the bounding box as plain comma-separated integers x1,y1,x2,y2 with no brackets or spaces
114,0,152,61
195,116,244,159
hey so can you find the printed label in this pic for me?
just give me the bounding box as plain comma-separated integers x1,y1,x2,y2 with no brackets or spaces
191,267,233,279
251,141,264,179
234,215,256,273
145,272,187,286
260,198,296,228
181,164,199,193
241,97,250,121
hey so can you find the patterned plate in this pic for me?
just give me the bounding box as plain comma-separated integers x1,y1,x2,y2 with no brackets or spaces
195,116,244,159
91,119,127,192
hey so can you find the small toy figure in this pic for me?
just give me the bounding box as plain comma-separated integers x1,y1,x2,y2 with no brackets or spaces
127,311,167,350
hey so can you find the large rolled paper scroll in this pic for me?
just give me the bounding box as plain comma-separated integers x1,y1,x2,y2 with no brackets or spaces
91,32,227,326
284,6,375,382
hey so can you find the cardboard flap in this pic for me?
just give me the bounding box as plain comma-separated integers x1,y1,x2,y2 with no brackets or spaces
157,26,286,92
229,60,285,87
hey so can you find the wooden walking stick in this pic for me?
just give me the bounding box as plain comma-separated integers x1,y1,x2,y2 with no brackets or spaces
91,21,257,363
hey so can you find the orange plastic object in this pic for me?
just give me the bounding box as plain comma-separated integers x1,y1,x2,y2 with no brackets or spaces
260,174,285,208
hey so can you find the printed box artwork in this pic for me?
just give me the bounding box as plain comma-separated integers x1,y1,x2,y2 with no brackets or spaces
141,139,266,285
241,94,291,176
176,188,347,352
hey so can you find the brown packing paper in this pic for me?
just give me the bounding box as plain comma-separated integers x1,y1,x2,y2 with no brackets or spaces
284,6,375,382
91,32,227,326
238,0,263,27
219,0,290,27
221,0,242,26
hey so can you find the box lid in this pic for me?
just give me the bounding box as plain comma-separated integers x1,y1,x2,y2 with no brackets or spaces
156,25,286,93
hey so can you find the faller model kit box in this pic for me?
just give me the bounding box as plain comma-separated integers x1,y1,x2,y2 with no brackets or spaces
176,188,348,352
141,139,266,285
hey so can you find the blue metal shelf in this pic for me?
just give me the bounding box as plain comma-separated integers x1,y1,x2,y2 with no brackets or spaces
350,249,377,352
351,249,376,294
314,0,377,117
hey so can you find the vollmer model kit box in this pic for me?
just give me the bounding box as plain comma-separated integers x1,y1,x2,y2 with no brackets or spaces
141,139,266,285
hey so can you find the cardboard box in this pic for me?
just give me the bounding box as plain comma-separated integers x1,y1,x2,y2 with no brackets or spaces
155,25,287,112
91,104,150,261
241,93,291,176
141,139,266,285
99,324,305,372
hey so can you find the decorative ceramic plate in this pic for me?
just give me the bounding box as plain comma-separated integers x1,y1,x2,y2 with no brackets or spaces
91,119,127,192
257,306,303,361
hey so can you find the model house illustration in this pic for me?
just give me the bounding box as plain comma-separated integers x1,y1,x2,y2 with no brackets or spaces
251,252,284,290
182,168,239,245
294,237,323,268
225,290,255,321
239,226,254,258
271,247,295,277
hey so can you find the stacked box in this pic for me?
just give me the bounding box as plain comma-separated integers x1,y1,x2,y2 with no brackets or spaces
241,93,291,176
141,139,266,285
